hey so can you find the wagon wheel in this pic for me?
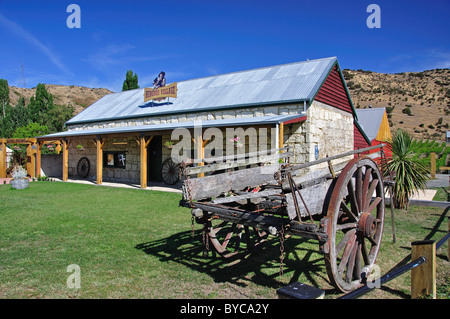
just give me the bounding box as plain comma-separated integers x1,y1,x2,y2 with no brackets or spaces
207,220,268,258
161,157,180,185
323,157,385,292
77,157,90,178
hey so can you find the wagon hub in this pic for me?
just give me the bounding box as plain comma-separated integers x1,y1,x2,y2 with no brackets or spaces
358,212,377,238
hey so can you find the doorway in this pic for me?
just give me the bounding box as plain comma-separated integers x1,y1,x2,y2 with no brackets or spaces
147,135,162,182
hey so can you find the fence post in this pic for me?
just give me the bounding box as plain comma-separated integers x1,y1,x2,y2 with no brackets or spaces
411,240,436,299
430,152,436,179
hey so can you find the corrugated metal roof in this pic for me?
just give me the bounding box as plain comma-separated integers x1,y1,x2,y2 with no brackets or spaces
67,57,337,125
355,108,386,141
40,114,303,139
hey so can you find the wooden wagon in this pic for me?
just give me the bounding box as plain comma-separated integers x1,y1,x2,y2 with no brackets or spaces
179,144,390,292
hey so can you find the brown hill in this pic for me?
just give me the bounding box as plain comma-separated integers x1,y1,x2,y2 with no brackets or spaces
343,68,450,142
8,84,112,114
7,69,450,141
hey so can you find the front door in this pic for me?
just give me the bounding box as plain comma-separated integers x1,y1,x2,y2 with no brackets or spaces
147,135,162,182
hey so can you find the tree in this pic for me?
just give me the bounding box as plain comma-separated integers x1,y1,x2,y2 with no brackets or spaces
122,70,139,91
386,129,429,209
0,79,10,117
47,104,74,132
12,122,49,138
0,97,29,138
28,83,55,126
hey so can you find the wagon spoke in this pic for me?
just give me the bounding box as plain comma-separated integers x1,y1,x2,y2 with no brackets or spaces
365,179,379,211
347,181,360,216
366,197,382,215
234,225,244,252
355,168,363,211
367,236,378,246
361,237,370,265
361,168,372,211
354,239,362,280
338,234,357,276
336,222,357,231
346,238,359,283
221,223,236,249
340,200,358,222
336,229,356,256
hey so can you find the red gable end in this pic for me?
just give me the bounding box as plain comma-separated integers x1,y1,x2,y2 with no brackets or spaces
314,65,370,151
314,66,353,113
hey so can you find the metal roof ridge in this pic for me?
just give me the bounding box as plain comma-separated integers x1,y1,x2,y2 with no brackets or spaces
177,56,338,84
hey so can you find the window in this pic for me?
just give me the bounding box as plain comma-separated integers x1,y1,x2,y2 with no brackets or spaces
103,151,126,168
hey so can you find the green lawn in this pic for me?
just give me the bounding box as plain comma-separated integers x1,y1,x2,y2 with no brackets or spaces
0,182,448,299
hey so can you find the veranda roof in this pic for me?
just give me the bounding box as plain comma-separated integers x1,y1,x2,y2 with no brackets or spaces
38,114,305,140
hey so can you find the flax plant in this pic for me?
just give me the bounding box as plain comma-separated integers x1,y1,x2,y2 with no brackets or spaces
386,129,429,209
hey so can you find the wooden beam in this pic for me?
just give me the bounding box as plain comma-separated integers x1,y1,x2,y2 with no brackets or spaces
36,142,43,177
192,132,208,178
279,122,284,149
430,152,436,179
61,139,70,181
95,137,105,184
140,135,154,189
26,143,36,178
0,139,6,178
411,240,436,299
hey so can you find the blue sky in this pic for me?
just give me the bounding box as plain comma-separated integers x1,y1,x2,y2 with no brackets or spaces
1,0,449,92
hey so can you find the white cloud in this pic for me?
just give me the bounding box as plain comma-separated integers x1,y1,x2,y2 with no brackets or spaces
382,49,450,73
85,44,181,72
0,13,72,76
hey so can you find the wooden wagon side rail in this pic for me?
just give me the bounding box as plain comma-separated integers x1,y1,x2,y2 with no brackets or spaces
184,146,293,176
286,143,386,172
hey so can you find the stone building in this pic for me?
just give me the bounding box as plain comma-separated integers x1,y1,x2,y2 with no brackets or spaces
36,57,370,188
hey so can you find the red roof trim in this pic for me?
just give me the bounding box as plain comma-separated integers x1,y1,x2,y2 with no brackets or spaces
283,116,306,125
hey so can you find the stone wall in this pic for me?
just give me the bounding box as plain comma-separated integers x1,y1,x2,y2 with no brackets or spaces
284,100,354,169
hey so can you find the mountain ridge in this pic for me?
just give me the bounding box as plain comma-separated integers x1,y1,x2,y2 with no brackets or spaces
7,68,450,141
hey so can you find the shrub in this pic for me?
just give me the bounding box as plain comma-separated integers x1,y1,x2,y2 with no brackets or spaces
10,165,27,179
402,108,413,116
386,130,429,209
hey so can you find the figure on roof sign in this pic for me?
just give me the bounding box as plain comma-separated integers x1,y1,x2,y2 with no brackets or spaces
144,72,177,103
153,71,166,89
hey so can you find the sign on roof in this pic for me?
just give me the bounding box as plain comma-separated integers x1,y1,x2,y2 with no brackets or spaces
144,82,178,102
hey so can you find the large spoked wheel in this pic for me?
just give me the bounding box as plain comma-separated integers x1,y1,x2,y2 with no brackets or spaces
77,157,90,178
323,157,385,292
161,157,180,185
207,220,268,259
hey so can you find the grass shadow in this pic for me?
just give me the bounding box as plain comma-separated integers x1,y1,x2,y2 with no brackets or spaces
135,229,328,291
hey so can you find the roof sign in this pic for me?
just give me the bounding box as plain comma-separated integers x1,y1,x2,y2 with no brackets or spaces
144,82,178,102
